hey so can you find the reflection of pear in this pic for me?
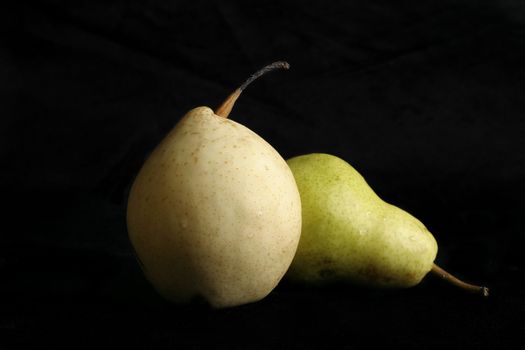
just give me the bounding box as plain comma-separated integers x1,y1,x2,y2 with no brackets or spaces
286,153,488,296
127,62,302,308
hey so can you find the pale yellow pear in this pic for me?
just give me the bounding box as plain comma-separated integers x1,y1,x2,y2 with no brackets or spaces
127,62,302,308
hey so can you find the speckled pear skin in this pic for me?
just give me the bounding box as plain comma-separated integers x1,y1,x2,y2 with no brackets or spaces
127,107,302,308
286,153,437,288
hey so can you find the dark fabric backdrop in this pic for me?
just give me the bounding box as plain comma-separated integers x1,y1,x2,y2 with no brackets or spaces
2,1,524,349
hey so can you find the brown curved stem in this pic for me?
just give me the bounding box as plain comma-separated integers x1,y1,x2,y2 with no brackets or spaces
431,263,489,297
215,61,290,118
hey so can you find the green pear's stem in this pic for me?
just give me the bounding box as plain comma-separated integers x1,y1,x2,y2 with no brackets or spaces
431,263,489,297
215,61,290,118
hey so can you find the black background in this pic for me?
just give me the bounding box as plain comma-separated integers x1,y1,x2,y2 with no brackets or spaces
2,1,525,349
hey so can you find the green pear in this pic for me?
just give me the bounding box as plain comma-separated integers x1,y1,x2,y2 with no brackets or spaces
286,153,488,295
126,62,302,308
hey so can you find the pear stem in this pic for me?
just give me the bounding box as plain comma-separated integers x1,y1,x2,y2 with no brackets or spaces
431,263,489,297
215,61,290,118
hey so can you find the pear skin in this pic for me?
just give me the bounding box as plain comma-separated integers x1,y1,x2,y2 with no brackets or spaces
127,63,302,308
286,153,438,288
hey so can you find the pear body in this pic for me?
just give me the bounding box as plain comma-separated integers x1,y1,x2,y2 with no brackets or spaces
127,107,302,308
286,153,437,288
